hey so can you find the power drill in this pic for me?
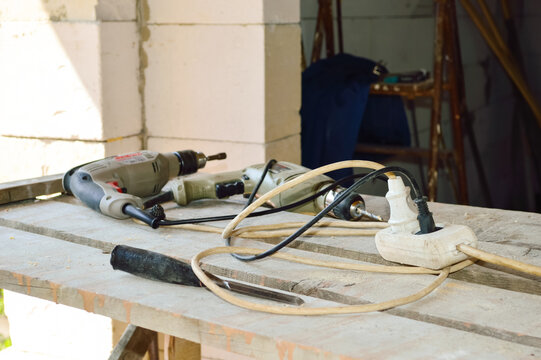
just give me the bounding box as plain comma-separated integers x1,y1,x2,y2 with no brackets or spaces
62,150,226,228
165,161,381,221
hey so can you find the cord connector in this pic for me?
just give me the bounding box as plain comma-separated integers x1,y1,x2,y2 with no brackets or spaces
385,177,419,234
414,197,438,234
376,179,477,269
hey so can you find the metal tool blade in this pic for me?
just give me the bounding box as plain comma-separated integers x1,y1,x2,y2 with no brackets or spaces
204,271,304,306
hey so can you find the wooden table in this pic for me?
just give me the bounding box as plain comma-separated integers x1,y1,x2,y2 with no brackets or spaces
0,190,540,359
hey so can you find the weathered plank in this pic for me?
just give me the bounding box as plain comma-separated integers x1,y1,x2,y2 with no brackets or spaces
1,228,540,359
1,196,540,351
3,195,539,298
0,173,63,205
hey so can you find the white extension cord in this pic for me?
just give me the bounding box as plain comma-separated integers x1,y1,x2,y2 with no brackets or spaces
375,177,478,270
180,160,540,315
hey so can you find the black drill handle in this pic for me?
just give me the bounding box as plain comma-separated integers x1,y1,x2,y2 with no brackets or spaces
110,245,202,287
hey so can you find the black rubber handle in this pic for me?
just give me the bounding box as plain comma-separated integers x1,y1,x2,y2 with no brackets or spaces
110,245,202,287
122,204,160,229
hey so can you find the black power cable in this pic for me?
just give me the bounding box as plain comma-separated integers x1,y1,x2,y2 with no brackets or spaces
226,166,429,262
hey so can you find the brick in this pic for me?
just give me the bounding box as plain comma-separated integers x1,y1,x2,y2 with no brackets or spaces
148,137,266,173
264,25,302,142
0,0,136,21
0,22,140,141
148,138,265,173
0,136,140,183
0,22,101,139
147,0,299,25
147,135,300,173
144,24,263,142
263,0,300,24
145,25,266,143
0,0,97,22
95,0,136,21
101,22,141,139
145,24,300,144
266,134,301,164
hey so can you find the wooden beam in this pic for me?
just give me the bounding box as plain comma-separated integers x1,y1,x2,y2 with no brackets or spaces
108,324,158,360
0,174,63,205
164,335,201,360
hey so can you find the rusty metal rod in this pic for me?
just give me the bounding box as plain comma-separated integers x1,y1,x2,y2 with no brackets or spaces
444,0,469,204
427,0,446,201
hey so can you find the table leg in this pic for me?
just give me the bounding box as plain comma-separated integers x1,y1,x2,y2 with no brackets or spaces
109,324,159,360
164,334,201,360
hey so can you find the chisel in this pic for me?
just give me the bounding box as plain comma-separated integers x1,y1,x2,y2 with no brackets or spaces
110,245,304,306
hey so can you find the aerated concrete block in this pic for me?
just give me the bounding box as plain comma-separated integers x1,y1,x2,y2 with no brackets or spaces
265,25,302,143
147,135,300,173
0,21,140,141
145,24,300,144
147,0,299,24
96,0,136,21
0,136,140,183
0,0,135,21
0,0,97,21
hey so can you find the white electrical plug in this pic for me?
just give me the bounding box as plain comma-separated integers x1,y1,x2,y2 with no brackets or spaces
375,177,477,270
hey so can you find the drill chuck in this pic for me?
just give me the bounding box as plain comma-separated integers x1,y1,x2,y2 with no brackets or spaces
175,150,227,176
322,186,383,221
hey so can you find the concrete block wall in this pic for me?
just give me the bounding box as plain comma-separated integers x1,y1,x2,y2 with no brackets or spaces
0,1,302,359
0,0,302,177
0,0,142,183
0,2,142,359
301,0,540,210
143,0,302,173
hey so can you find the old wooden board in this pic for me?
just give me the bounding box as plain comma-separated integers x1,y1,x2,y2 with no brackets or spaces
0,195,540,358
1,226,540,359
0,174,63,205
4,195,539,296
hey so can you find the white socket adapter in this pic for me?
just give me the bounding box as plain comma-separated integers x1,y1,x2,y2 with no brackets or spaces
375,177,477,270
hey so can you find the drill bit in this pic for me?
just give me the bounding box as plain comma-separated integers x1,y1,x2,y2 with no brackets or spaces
207,153,227,161
355,208,384,222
